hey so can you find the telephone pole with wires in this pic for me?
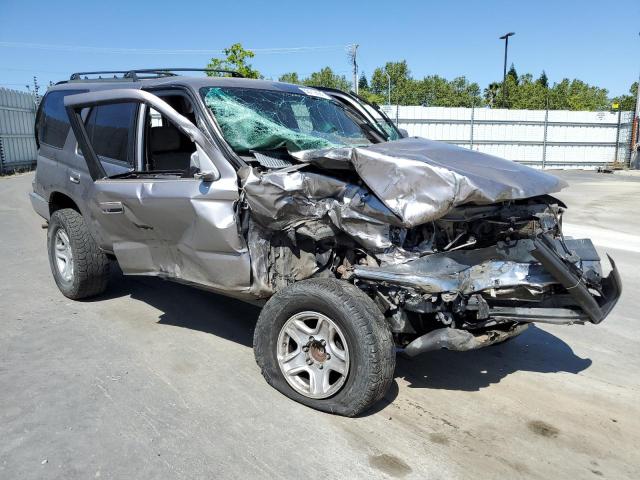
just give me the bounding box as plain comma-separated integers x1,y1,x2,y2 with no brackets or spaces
32,76,40,104
348,44,359,94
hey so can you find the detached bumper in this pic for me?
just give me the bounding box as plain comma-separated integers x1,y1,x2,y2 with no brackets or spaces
530,236,622,324
353,235,622,327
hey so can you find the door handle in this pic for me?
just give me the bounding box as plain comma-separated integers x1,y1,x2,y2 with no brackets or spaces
69,172,80,184
99,202,124,214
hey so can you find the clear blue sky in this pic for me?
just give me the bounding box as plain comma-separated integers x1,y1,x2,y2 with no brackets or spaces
1,0,638,96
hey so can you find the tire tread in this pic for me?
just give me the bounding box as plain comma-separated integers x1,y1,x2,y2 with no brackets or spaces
48,208,110,299
254,278,395,417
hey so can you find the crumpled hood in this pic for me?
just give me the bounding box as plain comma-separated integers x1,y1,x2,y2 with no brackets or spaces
292,137,567,226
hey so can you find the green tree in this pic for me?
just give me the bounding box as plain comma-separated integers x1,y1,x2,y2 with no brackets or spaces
371,61,411,104
278,72,301,85
611,82,638,111
207,43,261,79
303,67,351,91
358,72,369,91
548,79,609,110
506,64,519,85
484,82,501,108
508,73,548,109
275,59,623,112
370,61,482,107
536,71,549,88
412,75,481,107
357,89,386,105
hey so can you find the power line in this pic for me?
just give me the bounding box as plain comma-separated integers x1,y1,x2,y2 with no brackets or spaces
0,67,69,74
0,41,349,55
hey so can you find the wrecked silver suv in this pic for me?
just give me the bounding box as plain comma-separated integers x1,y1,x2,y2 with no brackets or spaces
30,69,621,416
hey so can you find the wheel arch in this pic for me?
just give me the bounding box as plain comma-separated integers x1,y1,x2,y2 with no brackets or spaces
48,191,81,216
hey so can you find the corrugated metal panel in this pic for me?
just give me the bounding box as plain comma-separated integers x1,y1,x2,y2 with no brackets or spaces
0,88,38,173
382,105,634,168
0,91,634,172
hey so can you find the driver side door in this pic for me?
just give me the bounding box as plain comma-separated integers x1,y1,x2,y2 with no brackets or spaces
65,89,251,295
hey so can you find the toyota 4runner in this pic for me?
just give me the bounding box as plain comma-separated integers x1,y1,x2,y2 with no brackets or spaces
30,68,621,416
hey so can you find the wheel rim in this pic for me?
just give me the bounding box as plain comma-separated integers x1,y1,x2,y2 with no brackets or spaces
54,228,74,282
277,311,350,399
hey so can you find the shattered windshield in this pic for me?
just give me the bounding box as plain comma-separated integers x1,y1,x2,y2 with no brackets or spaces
352,95,402,141
201,87,373,154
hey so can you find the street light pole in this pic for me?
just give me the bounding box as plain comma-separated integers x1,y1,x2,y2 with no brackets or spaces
499,32,515,107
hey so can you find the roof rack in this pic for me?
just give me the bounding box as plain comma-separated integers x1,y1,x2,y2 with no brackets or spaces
68,68,245,82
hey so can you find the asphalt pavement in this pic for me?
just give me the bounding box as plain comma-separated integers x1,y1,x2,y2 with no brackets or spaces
1,170,639,479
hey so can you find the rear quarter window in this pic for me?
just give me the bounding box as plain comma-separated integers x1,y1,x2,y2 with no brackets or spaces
37,90,87,149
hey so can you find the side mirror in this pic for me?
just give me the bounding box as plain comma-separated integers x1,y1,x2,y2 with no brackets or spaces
194,171,217,182
191,146,219,182
399,128,409,138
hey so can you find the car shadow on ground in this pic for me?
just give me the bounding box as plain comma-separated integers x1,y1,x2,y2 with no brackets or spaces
95,269,592,398
395,325,592,392
92,268,261,348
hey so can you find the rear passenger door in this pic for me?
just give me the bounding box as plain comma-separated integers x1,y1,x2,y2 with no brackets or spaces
64,89,251,294
34,89,88,207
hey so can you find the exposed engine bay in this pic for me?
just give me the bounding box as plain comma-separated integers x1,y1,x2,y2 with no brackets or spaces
237,137,621,355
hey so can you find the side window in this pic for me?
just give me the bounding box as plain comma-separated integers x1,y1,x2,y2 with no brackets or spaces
85,103,137,167
37,90,87,148
144,95,197,174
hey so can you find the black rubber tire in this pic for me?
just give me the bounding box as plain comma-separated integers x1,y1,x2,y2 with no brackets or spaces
47,208,110,300
253,278,395,417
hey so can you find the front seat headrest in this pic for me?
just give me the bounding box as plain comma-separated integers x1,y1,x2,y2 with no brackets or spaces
150,126,181,153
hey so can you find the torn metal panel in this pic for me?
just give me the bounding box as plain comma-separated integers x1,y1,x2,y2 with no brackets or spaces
352,238,602,295
87,176,252,294
292,137,567,226
246,218,331,298
239,165,398,251
403,324,529,356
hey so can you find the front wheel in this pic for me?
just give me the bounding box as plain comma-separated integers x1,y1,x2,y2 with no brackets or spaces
253,278,395,417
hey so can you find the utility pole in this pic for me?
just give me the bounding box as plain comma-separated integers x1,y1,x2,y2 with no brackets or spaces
384,71,391,105
499,32,515,107
33,76,40,104
629,32,640,168
634,33,640,156
349,44,359,94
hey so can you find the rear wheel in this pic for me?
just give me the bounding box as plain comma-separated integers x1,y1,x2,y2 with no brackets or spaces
254,278,395,417
47,208,110,299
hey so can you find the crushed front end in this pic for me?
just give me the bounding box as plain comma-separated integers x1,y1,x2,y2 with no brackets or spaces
345,199,621,355
200,84,621,356
234,138,621,357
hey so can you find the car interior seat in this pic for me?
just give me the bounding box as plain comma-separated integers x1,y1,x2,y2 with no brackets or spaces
149,125,194,171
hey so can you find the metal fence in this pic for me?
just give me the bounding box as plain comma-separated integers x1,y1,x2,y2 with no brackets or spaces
0,88,38,174
382,105,635,168
0,87,635,172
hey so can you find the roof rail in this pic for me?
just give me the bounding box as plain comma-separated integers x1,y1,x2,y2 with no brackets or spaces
68,68,245,82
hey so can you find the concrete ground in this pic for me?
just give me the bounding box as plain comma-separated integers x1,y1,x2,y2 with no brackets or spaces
1,171,639,479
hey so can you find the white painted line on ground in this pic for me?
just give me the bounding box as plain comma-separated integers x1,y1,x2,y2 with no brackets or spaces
563,223,640,253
